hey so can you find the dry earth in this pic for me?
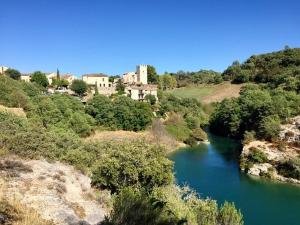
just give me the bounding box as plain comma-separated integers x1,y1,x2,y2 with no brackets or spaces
85,129,186,152
0,105,26,117
0,157,107,225
201,82,244,104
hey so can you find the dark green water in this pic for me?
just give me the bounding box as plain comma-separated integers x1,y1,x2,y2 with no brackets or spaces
169,133,300,225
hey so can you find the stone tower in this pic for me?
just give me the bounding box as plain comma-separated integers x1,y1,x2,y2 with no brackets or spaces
136,65,147,84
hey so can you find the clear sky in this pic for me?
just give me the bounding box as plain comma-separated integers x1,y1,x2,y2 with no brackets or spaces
1,0,299,76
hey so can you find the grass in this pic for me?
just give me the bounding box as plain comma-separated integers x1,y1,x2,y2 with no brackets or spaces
167,86,214,99
166,82,244,103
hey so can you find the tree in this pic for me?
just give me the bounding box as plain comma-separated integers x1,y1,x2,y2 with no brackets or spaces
70,80,88,96
56,68,60,80
147,65,159,84
144,94,156,105
5,68,21,80
31,71,49,87
159,74,177,90
116,79,125,94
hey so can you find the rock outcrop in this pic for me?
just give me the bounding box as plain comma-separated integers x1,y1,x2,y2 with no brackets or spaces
0,157,107,225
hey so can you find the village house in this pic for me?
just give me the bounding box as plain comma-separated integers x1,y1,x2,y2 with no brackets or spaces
0,66,9,74
123,65,148,85
20,73,32,82
125,84,158,101
46,72,57,85
82,73,116,96
123,65,158,101
61,74,76,84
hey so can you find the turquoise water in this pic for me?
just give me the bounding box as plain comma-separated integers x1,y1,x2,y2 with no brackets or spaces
169,133,300,225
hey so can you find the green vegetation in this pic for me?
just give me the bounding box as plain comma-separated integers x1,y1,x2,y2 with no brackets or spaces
210,85,300,140
91,141,173,193
31,71,49,87
247,147,268,164
170,69,223,87
0,73,243,225
4,68,21,80
222,48,300,93
102,186,243,225
158,94,209,144
158,73,177,90
70,79,88,96
277,159,300,180
86,95,153,131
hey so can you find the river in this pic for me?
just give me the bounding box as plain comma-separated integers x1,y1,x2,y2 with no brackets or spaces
169,133,300,225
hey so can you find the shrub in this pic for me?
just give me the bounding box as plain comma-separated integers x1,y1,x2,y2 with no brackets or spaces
218,202,244,225
247,147,268,164
31,71,49,87
243,131,256,144
4,68,21,80
70,80,88,96
277,159,300,179
86,96,153,131
91,141,174,193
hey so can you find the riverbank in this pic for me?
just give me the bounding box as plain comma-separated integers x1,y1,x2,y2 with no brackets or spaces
170,133,300,225
241,140,300,184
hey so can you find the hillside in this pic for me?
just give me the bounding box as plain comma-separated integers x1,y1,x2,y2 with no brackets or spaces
0,158,106,225
166,82,244,103
222,48,300,92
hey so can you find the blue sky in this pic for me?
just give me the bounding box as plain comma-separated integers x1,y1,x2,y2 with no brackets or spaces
1,0,299,76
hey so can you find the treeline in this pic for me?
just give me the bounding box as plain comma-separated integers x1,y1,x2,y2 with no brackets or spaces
147,66,223,88
222,47,300,92
210,84,300,140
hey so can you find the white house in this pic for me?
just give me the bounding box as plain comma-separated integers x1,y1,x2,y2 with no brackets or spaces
125,84,158,101
20,73,32,82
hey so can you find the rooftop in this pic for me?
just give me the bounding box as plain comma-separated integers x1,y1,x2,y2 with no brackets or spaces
82,73,108,78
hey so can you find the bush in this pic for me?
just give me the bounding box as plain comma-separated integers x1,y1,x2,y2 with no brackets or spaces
103,185,244,225
31,71,49,87
277,159,300,179
248,147,268,164
218,202,244,225
4,68,21,80
70,80,88,96
243,131,256,144
86,95,153,131
91,140,174,193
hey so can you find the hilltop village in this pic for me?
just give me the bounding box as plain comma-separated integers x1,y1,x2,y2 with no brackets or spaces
0,65,158,101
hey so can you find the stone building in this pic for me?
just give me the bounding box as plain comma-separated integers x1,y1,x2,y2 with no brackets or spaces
82,73,116,96
123,65,148,85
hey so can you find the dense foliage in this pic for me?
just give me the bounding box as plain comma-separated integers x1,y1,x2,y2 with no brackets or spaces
102,186,243,225
222,48,300,93
91,141,173,193
86,95,153,131
70,79,88,96
158,93,209,144
31,71,49,87
210,85,300,140
171,70,223,87
4,68,21,80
